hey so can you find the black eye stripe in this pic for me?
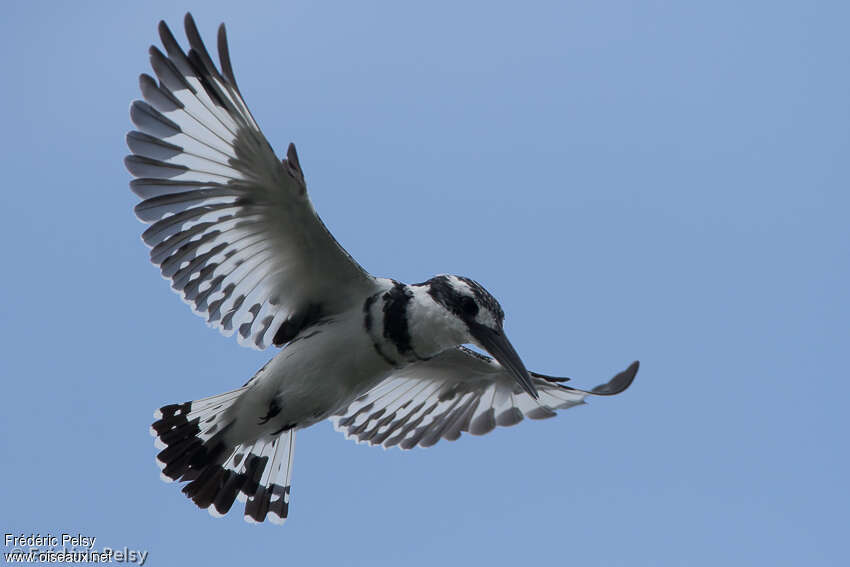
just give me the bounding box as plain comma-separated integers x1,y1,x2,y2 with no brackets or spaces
422,275,501,323
461,296,478,316
456,276,504,324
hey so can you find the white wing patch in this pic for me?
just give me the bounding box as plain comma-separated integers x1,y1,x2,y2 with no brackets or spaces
331,347,638,449
126,15,375,349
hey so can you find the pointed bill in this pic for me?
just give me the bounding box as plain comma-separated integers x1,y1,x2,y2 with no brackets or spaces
470,324,539,399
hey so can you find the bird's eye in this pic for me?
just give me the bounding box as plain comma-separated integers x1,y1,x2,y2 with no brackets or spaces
460,296,478,317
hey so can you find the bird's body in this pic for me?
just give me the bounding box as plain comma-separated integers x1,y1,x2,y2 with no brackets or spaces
235,281,397,436
130,14,638,525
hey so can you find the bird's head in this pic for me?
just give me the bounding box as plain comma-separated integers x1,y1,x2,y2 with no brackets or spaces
415,275,539,399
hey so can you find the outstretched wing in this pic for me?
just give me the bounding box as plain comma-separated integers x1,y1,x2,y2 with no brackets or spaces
126,14,376,349
331,347,638,449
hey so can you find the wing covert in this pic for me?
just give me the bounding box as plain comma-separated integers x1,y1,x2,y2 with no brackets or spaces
126,14,376,349
331,347,638,449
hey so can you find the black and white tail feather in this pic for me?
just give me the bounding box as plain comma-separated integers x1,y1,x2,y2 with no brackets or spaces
150,388,295,524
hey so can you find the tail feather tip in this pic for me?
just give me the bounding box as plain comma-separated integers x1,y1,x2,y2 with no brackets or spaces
150,390,295,525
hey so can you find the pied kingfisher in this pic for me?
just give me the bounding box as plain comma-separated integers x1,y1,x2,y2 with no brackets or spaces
126,14,639,525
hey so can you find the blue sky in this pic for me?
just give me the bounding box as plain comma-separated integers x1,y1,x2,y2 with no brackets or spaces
1,1,847,565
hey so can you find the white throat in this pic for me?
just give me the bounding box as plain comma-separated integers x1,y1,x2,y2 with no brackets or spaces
405,285,469,359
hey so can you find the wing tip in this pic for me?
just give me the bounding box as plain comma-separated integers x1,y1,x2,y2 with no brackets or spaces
183,12,198,33
590,360,639,396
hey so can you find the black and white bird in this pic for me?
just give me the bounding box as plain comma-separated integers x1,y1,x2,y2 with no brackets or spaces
126,14,638,525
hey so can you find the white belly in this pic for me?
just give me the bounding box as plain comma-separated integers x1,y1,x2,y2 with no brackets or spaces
230,311,395,442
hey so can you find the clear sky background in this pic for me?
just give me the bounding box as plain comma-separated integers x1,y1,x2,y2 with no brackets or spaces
1,1,847,565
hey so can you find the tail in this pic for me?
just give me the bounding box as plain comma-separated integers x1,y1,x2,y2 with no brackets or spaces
150,387,295,524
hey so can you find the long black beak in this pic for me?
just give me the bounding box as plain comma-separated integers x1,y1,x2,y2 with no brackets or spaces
470,324,539,399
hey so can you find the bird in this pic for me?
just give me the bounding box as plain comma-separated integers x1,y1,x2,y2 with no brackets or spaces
125,13,639,525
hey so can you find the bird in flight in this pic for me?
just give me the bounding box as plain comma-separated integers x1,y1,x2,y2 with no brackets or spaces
126,13,638,525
